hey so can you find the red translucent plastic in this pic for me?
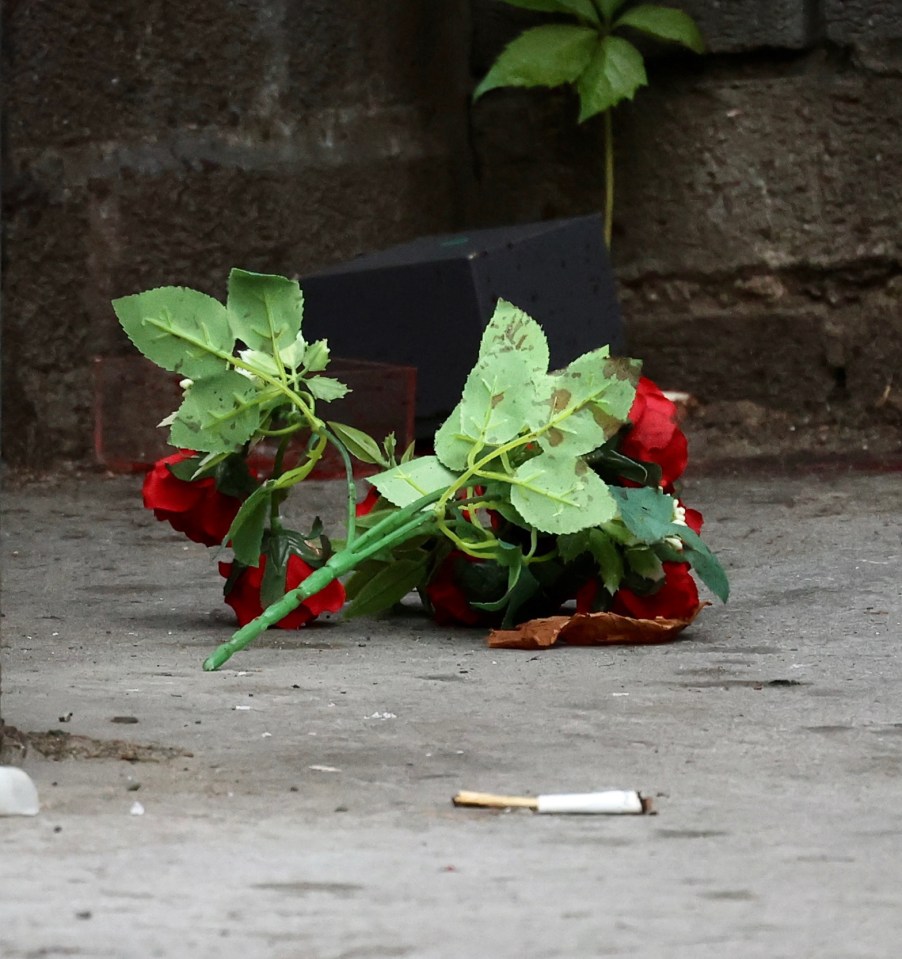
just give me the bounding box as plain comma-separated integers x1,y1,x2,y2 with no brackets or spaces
93,355,416,478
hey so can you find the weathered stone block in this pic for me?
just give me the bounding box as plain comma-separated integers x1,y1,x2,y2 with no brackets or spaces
678,0,818,53
611,70,902,278
471,0,819,64
4,0,273,146
825,0,902,70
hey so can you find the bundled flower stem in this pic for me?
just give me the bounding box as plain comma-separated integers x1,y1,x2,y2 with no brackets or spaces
203,489,442,670
115,269,729,672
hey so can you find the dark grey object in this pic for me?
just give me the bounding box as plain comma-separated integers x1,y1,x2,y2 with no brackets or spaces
301,214,624,437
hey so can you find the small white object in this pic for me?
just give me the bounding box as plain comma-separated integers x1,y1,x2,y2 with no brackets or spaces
0,766,40,816
129,801,145,816
535,791,645,815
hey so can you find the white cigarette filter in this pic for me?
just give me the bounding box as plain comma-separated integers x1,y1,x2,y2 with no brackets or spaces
0,766,40,817
452,789,652,815
536,790,646,814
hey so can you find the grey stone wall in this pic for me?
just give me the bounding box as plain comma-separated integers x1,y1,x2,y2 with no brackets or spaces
2,0,471,462
468,0,902,457
3,0,901,464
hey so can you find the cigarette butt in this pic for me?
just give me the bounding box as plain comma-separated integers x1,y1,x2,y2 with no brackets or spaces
452,789,653,815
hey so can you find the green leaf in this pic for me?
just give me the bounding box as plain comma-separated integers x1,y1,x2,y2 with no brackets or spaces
302,339,330,373
279,332,308,370
478,300,551,373
344,558,425,618
214,453,261,499
614,5,705,53
588,527,624,593
461,355,545,447
165,453,207,483
474,24,598,99
226,269,303,356
226,485,272,566
434,405,473,471
472,564,541,624
306,376,349,402
598,0,631,20
679,528,730,603
576,34,647,121
169,371,262,453
532,349,637,457
585,444,662,487
370,456,459,508
497,0,602,24
611,486,677,544
112,286,234,379
510,453,617,534
260,531,291,608
557,529,591,563
625,544,665,581
283,527,328,566
328,421,389,467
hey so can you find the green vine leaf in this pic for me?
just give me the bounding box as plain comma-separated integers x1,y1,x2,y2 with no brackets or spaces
474,24,598,99
576,34,647,121
169,370,262,454
510,452,616,534
614,5,705,52
112,286,234,379
227,269,303,357
498,0,601,24
599,0,631,18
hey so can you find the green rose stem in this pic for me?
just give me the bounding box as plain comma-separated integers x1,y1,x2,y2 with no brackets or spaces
203,489,443,671
603,110,614,249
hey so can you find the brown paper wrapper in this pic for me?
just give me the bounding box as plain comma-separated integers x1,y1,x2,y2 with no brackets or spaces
487,603,709,650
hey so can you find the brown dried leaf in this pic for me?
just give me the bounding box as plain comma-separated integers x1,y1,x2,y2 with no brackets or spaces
487,603,709,650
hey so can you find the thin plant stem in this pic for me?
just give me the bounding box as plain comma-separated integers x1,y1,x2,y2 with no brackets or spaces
603,109,614,249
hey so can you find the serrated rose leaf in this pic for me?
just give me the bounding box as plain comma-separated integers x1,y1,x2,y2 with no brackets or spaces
370,456,459,508
227,269,303,356
112,286,234,379
169,370,262,454
510,452,616,534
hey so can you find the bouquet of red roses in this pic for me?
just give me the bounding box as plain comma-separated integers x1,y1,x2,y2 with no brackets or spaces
114,270,727,670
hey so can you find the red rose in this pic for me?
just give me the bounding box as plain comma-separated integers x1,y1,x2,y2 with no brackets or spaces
575,578,602,614
619,377,688,492
682,504,703,534
611,562,699,621
218,554,346,629
425,552,490,627
355,485,380,517
143,450,244,547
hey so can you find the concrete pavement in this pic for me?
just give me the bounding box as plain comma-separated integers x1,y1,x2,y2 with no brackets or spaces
1,467,901,958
